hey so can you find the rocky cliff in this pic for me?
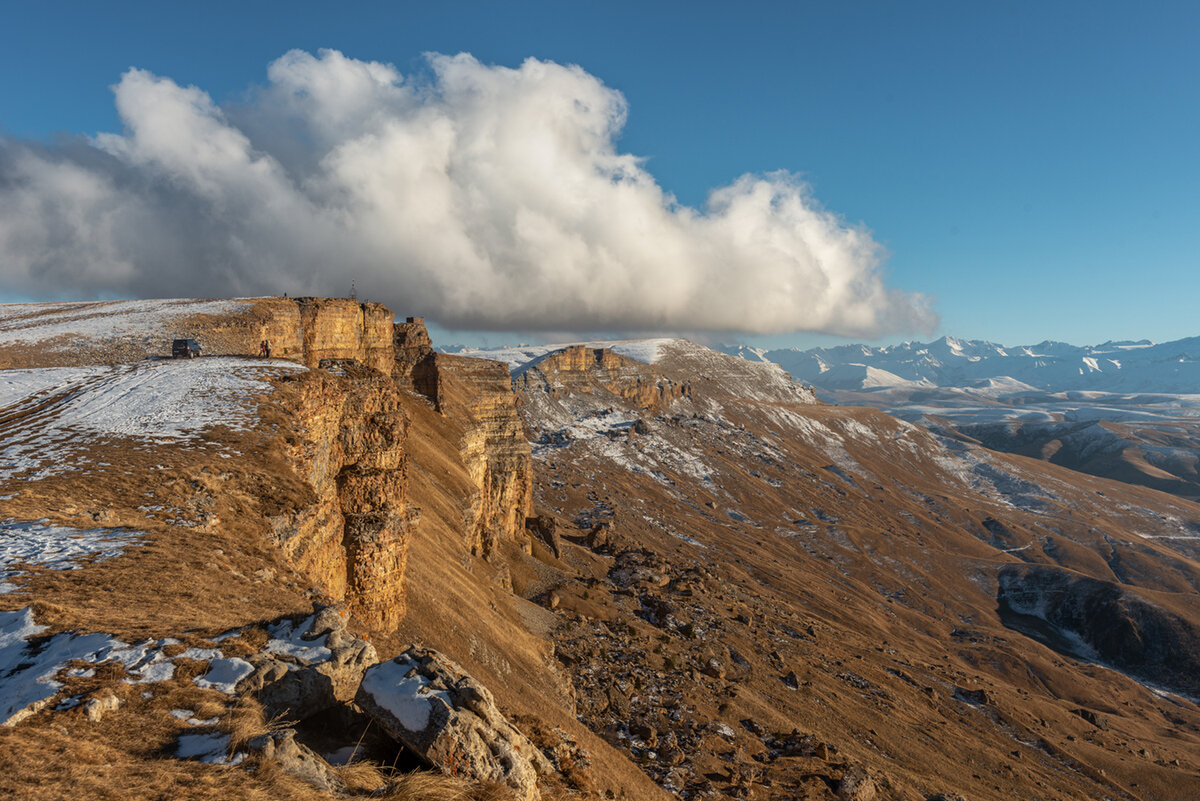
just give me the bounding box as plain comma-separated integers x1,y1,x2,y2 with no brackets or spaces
268,363,415,630
294,298,394,373
517,345,690,410
394,319,533,558
0,297,669,801
264,312,533,619
433,354,534,558
0,296,395,370
392,315,436,394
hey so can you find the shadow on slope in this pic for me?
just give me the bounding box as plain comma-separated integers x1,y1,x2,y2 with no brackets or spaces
998,564,1200,699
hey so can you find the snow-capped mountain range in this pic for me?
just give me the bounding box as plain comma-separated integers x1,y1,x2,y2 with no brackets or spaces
725,335,1200,395
716,334,1200,502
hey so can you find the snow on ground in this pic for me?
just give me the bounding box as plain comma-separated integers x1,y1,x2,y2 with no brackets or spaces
931,437,1057,512
0,299,251,347
0,607,191,723
0,357,304,481
193,658,255,694
0,605,349,725
177,732,244,765
525,390,716,487
761,406,870,479
0,366,109,409
0,520,145,593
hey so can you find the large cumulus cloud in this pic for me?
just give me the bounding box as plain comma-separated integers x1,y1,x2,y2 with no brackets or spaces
0,49,935,336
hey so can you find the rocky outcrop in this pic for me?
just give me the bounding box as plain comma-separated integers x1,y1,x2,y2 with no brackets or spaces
357,647,552,801
395,320,533,559
526,515,562,559
435,355,534,558
19,296,399,370
247,729,347,794
191,296,395,370
517,346,690,411
294,298,394,373
270,364,415,628
241,607,378,720
393,316,437,395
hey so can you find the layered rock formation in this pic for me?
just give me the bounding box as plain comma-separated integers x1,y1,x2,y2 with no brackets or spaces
434,355,534,558
392,316,436,395
395,319,533,558
269,363,416,629
0,296,395,369
517,345,690,410
294,298,394,373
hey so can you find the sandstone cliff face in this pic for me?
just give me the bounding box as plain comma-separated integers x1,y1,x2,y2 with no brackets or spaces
517,345,690,410
393,316,437,396
395,319,533,558
0,296,395,370
295,298,394,373
435,354,534,558
270,365,415,629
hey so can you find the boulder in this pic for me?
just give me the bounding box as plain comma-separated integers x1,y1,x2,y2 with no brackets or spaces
585,522,614,551
242,607,377,720
356,647,551,801
84,689,120,723
248,728,346,794
1071,707,1108,729
837,765,878,801
953,686,991,706
525,515,562,559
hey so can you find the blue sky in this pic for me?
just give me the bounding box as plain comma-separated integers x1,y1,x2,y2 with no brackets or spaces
2,1,1197,349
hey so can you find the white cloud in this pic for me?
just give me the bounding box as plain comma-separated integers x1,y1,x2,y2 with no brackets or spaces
0,49,935,336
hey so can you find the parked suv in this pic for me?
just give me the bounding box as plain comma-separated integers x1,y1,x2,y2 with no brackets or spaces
172,338,202,358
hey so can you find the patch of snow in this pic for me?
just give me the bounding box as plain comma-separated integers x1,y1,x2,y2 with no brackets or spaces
359,656,437,731
0,520,144,593
712,722,737,738
324,745,361,765
265,614,332,663
177,731,243,765
609,339,674,365
175,647,223,662
88,638,181,683
169,709,219,726
0,298,251,347
0,608,128,723
0,359,304,481
0,366,108,409
194,658,255,694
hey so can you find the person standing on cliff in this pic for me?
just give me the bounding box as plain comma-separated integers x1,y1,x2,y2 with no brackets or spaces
264,340,271,358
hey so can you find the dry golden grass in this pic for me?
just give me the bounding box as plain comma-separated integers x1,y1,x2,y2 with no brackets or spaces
222,696,272,751
334,761,389,794
0,721,335,801
379,772,517,801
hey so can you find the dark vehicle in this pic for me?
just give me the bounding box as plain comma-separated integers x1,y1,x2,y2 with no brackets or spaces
172,339,202,358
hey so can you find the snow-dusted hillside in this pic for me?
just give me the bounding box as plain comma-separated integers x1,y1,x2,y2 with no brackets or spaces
721,334,1200,500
